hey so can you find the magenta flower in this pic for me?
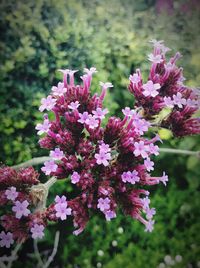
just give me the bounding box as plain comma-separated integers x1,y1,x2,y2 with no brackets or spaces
92,108,108,120
41,160,58,175
148,53,163,64
0,231,14,248
68,101,80,110
142,80,161,97
97,198,110,212
95,151,111,166
36,119,51,135
50,148,64,160
51,82,67,96
133,141,149,158
145,219,155,232
78,112,89,124
31,224,45,239
144,158,154,172
71,171,80,184
39,95,56,112
5,186,18,201
12,200,30,219
55,203,72,221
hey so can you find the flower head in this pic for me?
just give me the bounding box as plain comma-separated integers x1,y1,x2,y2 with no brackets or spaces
31,224,45,239
5,186,18,201
12,200,30,219
39,95,56,112
41,160,58,175
142,80,161,97
0,231,14,248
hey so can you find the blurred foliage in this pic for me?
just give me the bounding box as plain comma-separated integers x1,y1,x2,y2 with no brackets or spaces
0,0,200,267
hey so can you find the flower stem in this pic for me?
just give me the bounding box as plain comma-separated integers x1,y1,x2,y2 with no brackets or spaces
160,148,200,157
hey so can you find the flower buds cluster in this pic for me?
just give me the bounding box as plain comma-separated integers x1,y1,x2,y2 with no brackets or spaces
35,66,168,238
129,40,200,136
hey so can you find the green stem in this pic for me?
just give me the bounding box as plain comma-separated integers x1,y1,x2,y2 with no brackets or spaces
159,148,200,157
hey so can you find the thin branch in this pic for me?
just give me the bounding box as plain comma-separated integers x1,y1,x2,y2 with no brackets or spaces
33,239,44,268
0,242,22,268
12,156,51,169
159,148,200,158
43,231,60,268
12,147,200,171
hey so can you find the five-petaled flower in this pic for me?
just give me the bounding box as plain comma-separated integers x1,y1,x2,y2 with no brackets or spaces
5,186,18,201
97,198,110,212
41,160,58,175
39,95,56,112
142,80,161,97
71,171,80,184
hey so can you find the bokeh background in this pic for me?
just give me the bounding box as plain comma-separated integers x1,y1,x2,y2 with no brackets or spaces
0,0,200,267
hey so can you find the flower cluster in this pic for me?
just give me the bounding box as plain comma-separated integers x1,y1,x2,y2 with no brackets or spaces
129,40,200,137
0,167,71,247
1,41,199,248
36,66,169,237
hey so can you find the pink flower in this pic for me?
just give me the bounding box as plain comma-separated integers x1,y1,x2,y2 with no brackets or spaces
142,80,161,97
121,170,140,184
99,142,111,153
78,112,89,124
12,200,30,219
133,119,150,135
145,219,155,232
92,108,108,120
51,82,67,96
84,67,97,75
164,96,174,108
144,158,154,172
85,115,99,129
99,82,113,89
160,172,168,186
105,210,116,221
55,195,67,204
5,186,18,201
71,171,80,184
31,224,45,239
41,160,58,175
39,95,56,112
97,197,110,212
133,141,149,158
173,92,187,108
36,119,51,135
50,148,64,160
148,53,163,64
145,207,156,220
148,143,159,156
149,39,164,48
0,231,14,248
142,197,150,210
95,151,111,166
122,107,135,117
55,203,72,221
129,73,140,84
68,101,80,110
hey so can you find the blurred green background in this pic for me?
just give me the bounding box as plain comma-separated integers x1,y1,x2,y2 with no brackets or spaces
0,0,200,267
